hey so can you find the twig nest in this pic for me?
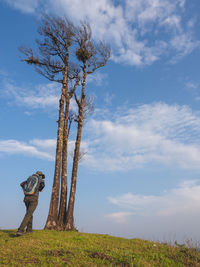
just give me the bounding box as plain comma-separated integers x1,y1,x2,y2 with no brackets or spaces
76,48,91,62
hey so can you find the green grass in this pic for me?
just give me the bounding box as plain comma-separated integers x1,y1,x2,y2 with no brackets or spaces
0,230,200,266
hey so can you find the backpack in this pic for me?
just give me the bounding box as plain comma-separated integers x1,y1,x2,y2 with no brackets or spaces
23,175,39,195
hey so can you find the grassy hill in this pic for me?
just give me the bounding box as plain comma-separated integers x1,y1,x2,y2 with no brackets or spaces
0,230,200,266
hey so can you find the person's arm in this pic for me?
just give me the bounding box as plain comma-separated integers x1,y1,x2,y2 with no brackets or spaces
39,181,45,192
20,181,26,189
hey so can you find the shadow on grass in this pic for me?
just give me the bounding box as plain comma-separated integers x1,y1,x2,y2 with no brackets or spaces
0,230,18,238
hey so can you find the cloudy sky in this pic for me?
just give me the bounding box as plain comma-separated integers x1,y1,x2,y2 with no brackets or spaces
0,0,200,243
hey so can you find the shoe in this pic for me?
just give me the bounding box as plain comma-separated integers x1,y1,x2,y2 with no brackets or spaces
26,230,33,234
16,230,24,236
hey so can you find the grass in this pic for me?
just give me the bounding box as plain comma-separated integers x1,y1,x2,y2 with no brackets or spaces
0,230,200,266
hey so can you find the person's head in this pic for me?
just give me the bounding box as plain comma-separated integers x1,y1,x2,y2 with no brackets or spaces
36,171,45,179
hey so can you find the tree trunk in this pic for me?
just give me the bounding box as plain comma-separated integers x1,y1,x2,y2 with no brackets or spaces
65,65,86,230
44,93,65,229
45,56,69,229
57,97,70,229
65,116,83,230
57,46,70,230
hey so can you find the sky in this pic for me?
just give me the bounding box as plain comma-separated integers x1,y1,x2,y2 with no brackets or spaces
0,0,200,244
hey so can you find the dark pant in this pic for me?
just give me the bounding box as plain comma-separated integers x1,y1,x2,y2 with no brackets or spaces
18,195,38,232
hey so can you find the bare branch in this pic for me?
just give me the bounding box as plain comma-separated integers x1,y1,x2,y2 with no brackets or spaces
19,14,77,83
74,92,81,107
69,148,87,163
74,21,111,75
83,95,94,120
67,110,76,138
69,77,80,98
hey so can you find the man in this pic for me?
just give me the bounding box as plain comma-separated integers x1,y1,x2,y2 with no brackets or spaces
16,171,45,236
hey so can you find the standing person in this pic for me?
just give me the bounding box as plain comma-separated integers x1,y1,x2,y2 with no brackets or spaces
16,171,45,236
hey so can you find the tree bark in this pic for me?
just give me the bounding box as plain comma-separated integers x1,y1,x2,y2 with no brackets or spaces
44,92,65,229
45,61,69,229
65,117,83,230
57,97,70,229
65,65,86,230
57,46,70,230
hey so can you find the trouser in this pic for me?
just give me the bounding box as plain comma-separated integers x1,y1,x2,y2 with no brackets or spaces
18,195,38,232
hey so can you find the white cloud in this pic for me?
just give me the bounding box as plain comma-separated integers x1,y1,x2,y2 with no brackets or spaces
83,103,200,171
0,139,54,160
2,81,60,109
187,18,196,29
162,15,182,32
104,93,115,105
105,212,133,224
125,0,177,29
0,78,79,113
1,101,200,172
170,33,200,63
0,138,89,161
2,0,39,13
185,81,198,90
178,0,185,9
185,81,200,102
108,180,200,217
106,179,200,241
86,72,108,87
4,0,199,65
30,138,56,149
49,0,200,65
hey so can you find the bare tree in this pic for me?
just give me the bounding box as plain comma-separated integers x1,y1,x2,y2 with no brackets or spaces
65,23,110,230
20,14,80,230
20,16,110,231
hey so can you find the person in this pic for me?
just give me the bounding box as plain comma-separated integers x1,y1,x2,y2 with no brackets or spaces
16,171,45,236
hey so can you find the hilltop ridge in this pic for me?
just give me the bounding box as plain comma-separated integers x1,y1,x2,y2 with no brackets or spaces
0,230,199,266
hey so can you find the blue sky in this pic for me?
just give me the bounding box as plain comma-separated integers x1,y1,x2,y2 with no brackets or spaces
1,0,200,243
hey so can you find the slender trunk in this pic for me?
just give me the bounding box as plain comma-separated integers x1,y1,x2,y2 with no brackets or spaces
44,92,65,229
57,46,70,230
65,116,83,230
58,97,70,229
65,65,86,230
45,60,69,230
